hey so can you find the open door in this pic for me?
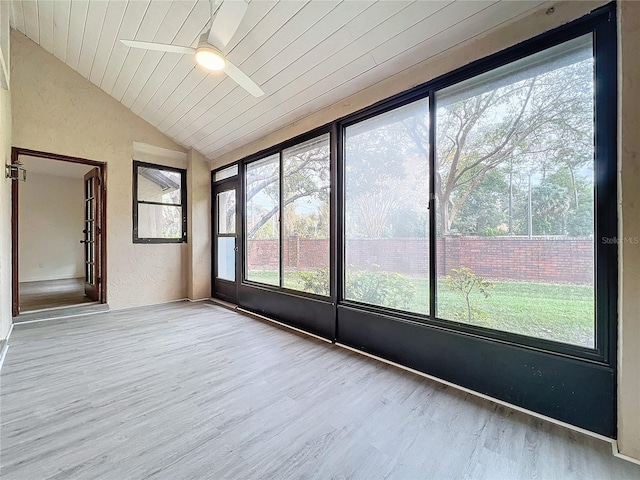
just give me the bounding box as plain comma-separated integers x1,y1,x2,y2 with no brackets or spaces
83,168,102,301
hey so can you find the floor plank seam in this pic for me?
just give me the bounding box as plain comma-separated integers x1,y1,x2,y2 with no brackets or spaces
335,342,616,447
2,302,639,478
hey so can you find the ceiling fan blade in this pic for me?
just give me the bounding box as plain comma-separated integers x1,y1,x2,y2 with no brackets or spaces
207,0,248,50
223,59,264,98
120,40,195,55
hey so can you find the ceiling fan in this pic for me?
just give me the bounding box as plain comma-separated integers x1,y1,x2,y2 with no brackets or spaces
120,0,264,97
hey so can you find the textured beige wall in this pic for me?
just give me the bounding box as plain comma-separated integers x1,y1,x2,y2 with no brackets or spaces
0,86,11,340
211,0,640,462
187,149,211,300
618,0,640,462
11,31,188,309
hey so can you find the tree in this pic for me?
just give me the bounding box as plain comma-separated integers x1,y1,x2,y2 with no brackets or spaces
531,182,571,235
403,57,594,236
246,142,330,239
344,118,428,238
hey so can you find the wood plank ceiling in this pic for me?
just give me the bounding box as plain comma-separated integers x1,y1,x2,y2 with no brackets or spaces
9,0,546,161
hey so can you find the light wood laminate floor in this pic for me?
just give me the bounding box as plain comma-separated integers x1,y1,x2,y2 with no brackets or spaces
1,302,639,479
19,278,95,312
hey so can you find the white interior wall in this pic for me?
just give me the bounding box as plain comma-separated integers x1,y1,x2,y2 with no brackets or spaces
0,86,11,340
0,4,11,340
618,0,640,462
18,171,84,282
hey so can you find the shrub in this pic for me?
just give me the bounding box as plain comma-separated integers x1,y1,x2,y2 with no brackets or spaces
445,267,493,324
346,269,416,310
296,268,330,297
292,266,417,310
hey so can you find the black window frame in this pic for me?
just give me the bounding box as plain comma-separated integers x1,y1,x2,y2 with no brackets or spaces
242,126,333,301
337,4,616,364
132,160,187,244
223,3,617,437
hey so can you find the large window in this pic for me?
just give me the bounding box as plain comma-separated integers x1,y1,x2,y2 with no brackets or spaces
245,154,280,285
133,161,186,243
435,35,595,347
282,135,331,294
344,100,430,315
235,15,609,353
341,35,599,347
227,8,615,436
244,134,331,294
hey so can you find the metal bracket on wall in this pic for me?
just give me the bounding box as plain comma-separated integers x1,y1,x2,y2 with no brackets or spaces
5,163,26,182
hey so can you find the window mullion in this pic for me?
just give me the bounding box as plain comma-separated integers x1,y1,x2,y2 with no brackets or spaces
429,90,437,319
279,151,284,288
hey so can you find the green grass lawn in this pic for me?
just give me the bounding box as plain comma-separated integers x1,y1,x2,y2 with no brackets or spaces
246,270,594,348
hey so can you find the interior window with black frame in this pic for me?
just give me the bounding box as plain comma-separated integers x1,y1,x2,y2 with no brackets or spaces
133,161,187,243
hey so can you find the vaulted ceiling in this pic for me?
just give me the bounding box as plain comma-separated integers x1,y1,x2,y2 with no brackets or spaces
9,0,545,161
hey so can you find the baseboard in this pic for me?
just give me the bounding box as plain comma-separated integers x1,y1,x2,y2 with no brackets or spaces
13,303,110,325
19,275,84,283
208,298,238,311
335,343,618,445
108,298,189,311
0,323,15,372
228,308,638,463
612,440,640,466
237,307,332,344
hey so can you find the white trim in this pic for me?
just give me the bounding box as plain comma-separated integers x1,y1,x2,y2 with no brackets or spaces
0,323,15,372
237,307,332,344
335,342,616,445
15,300,101,315
208,298,238,310
108,298,189,311
13,309,108,326
19,274,85,283
187,298,209,302
612,440,640,466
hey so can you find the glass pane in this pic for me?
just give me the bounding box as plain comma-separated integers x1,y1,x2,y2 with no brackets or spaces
215,165,238,182
86,178,93,198
282,134,330,295
344,99,430,315
245,154,280,286
217,190,236,234
435,35,595,347
137,166,182,205
137,204,183,239
85,199,93,220
217,237,236,281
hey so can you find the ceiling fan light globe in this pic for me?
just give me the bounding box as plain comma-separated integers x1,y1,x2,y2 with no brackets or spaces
195,47,225,71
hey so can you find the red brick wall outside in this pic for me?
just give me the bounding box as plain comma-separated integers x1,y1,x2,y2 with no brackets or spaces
247,236,594,285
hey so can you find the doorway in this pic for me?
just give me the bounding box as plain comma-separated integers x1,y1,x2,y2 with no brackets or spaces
11,148,107,317
212,171,239,304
